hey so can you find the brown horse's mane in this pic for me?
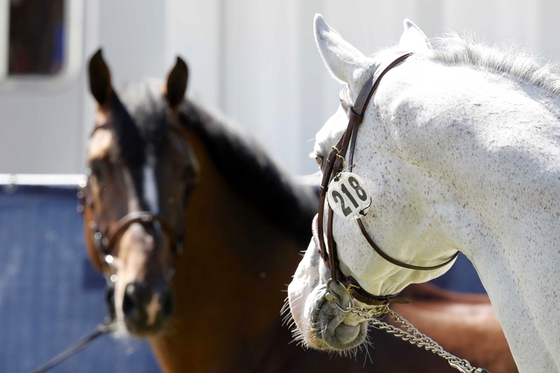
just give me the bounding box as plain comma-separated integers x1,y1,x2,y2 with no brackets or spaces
117,79,317,247
178,97,317,246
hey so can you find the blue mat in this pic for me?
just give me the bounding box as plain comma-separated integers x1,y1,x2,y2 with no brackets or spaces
0,186,160,373
0,185,485,373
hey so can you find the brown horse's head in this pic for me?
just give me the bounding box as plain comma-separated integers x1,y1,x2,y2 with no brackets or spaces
81,50,199,337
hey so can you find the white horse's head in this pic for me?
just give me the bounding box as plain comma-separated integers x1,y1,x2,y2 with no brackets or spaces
287,15,460,351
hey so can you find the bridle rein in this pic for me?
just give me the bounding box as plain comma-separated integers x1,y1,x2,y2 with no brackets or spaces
316,50,459,307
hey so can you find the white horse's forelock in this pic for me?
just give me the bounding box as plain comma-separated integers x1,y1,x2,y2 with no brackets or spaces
430,33,560,95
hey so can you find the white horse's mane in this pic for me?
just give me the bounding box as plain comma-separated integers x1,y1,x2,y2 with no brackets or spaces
428,33,560,95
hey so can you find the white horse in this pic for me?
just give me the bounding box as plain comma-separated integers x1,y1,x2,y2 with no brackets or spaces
287,14,560,373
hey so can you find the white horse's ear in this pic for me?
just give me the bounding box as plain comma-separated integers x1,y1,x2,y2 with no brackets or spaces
399,19,432,51
314,14,368,84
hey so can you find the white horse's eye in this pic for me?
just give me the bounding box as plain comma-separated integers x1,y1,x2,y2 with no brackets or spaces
316,156,323,168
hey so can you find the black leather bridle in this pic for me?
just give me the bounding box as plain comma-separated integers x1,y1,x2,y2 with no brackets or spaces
316,50,459,306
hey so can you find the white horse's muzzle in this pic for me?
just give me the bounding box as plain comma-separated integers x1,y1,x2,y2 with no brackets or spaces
287,240,368,351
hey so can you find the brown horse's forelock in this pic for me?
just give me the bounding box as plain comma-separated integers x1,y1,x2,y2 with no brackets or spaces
109,81,174,208
110,93,146,168
118,80,170,156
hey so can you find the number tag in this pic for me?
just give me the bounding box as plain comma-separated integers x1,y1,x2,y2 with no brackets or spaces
327,172,372,219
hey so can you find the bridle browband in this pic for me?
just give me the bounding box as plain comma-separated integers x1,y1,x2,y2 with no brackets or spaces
317,50,459,306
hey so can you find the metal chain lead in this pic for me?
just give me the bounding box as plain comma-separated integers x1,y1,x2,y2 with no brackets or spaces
348,306,489,373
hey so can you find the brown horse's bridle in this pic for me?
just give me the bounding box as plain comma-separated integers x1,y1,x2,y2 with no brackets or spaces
78,122,186,284
317,50,459,307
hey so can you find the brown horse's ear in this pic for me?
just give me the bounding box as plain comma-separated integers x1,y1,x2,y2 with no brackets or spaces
165,57,189,108
88,49,113,106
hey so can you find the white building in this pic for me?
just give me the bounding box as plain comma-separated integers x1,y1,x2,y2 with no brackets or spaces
0,0,556,176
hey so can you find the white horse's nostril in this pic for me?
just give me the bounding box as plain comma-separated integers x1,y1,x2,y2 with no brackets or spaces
332,323,361,343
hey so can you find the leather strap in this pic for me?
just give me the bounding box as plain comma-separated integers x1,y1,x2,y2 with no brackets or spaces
318,51,414,280
103,211,178,256
356,218,459,271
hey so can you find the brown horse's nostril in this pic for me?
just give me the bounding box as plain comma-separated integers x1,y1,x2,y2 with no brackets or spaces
123,282,150,319
122,282,174,331
161,288,174,318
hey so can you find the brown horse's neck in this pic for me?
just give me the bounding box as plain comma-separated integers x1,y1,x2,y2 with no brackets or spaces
149,126,306,373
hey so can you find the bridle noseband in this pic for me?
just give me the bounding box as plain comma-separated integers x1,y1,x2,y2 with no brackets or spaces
84,207,182,274
317,50,459,307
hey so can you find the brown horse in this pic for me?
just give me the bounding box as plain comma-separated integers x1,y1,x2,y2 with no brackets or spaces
83,51,517,372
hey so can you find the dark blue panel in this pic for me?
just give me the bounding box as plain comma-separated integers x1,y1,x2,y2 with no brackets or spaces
431,252,486,294
0,185,160,373
0,184,485,373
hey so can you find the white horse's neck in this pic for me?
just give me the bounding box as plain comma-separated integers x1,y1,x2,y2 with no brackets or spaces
311,15,560,371
364,52,560,372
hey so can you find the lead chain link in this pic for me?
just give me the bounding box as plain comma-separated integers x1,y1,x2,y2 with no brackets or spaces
349,307,488,373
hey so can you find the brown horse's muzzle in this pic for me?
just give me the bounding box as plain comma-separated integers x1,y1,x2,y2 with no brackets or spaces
122,280,174,336
109,221,178,336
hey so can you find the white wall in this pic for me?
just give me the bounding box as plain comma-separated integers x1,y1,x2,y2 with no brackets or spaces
175,0,558,175
1,0,559,175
